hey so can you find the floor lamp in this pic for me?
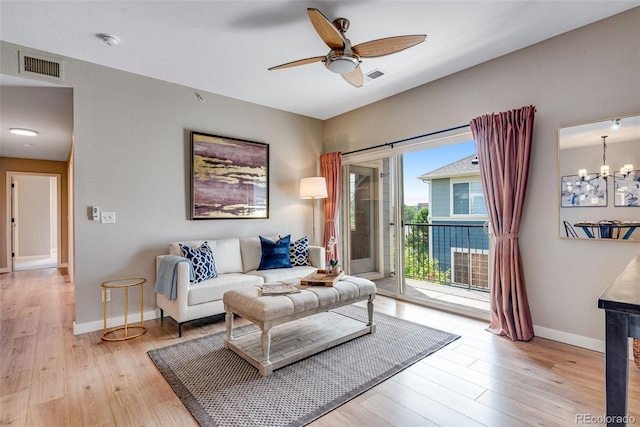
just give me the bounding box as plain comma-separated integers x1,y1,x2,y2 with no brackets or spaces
299,177,328,246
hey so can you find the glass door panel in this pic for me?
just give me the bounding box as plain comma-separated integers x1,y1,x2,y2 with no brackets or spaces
343,158,397,289
348,165,377,275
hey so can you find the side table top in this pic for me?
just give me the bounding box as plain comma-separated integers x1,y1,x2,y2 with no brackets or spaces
101,277,147,288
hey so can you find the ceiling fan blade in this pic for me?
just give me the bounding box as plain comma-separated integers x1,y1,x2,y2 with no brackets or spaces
353,35,426,58
342,66,363,88
307,8,344,50
268,56,325,71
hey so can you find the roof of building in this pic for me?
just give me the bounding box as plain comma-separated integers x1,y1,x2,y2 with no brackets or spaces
417,154,479,181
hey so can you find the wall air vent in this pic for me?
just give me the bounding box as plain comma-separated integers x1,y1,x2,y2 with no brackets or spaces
363,69,386,82
18,51,65,83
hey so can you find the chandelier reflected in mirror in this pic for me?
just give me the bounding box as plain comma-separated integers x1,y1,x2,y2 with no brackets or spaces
578,135,633,181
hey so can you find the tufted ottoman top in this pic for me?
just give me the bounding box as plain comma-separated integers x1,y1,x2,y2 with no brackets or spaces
223,276,376,323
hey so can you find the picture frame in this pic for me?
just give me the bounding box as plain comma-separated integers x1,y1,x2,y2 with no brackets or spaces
190,131,269,219
614,170,640,207
560,174,607,207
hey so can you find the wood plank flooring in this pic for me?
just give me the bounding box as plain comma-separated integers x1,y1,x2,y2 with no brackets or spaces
1,268,639,426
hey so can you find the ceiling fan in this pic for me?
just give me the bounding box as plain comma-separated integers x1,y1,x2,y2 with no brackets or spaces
268,8,426,88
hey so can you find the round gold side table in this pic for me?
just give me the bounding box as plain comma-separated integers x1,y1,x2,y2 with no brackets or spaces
101,277,147,341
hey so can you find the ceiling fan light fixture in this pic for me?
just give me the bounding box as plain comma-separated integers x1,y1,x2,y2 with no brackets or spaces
325,51,360,74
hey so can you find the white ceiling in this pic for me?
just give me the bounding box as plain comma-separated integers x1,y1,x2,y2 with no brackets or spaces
560,114,640,150
1,1,638,161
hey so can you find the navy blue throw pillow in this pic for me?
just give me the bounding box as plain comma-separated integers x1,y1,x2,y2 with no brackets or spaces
258,235,292,270
179,242,217,283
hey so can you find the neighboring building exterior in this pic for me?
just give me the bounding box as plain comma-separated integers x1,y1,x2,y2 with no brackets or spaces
417,154,490,289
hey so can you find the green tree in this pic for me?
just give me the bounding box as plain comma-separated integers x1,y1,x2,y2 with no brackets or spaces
403,247,450,284
403,205,418,224
402,206,449,283
415,207,429,223
405,207,429,250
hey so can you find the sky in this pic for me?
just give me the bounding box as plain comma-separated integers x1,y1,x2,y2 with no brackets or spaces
403,140,476,206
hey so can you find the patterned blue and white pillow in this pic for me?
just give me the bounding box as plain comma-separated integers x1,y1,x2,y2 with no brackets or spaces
289,235,311,266
179,242,217,283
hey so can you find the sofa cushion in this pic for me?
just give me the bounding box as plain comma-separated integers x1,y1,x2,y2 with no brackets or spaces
246,265,317,283
240,235,278,273
188,273,263,306
289,235,311,266
179,242,217,283
207,238,243,274
258,235,292,270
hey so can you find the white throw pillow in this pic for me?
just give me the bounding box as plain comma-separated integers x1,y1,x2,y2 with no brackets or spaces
207,238,243,274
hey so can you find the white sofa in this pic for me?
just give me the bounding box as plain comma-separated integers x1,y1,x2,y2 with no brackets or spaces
156,236,325,336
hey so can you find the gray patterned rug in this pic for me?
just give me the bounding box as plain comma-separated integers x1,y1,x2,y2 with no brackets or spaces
148,305,459,427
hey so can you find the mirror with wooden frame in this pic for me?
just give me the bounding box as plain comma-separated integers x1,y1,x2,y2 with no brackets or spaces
558,114,640,240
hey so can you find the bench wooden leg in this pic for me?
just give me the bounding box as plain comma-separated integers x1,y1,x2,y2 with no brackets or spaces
261,328,271,364
367,296,377,333
224,309,234,348
260,328,273,376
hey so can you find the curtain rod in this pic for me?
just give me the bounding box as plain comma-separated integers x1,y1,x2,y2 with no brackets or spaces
342,124,470,156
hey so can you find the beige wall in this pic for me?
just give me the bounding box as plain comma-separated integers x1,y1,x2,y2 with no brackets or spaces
324,8,640,346
1,42,324,330
1,157,69,268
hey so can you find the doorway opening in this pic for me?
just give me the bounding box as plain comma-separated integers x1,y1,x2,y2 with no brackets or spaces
9,172,61,271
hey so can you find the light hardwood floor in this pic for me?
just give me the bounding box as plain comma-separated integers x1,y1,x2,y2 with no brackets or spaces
1,268,639,426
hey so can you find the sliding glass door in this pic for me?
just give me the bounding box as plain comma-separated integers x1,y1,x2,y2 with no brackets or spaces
342,139,491,316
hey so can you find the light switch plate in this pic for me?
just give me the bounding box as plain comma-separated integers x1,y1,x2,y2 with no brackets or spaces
101,212,116,224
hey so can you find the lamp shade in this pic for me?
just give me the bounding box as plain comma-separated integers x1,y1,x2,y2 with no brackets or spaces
299,177,328,199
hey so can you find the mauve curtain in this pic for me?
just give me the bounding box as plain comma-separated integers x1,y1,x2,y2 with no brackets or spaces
320,152,342,262
470,105,535,341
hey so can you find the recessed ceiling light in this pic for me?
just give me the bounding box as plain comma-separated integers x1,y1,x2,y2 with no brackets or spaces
10,128,38,136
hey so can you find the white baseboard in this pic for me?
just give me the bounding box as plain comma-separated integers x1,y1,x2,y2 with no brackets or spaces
0,267,8,273
534,324,636,361
73,309,161,335
534,325,604,353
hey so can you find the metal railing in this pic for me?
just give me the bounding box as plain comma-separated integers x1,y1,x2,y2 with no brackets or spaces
403,222,489,292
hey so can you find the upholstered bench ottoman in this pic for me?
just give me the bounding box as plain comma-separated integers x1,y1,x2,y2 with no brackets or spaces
223,276,376,376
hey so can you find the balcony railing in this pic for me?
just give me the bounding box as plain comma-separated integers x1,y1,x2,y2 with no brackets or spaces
403,222,489,292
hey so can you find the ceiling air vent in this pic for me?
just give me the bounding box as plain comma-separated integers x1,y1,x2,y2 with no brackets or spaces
18,51,65,83
363,69,386,82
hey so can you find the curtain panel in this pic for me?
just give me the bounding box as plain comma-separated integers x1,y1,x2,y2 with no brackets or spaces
320,152,342,263
470,105,536,341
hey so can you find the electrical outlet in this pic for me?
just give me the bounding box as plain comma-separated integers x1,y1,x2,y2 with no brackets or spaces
102,289,111,302
101,212,116,224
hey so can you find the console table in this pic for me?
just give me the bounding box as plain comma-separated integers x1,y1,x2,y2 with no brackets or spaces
597,255,640,426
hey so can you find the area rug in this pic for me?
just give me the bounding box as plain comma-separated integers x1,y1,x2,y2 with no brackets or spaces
148,305,459,427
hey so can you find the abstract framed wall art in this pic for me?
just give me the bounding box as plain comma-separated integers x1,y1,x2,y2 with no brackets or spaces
560,174,607,207
614,170,640,207
190,132,269,219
